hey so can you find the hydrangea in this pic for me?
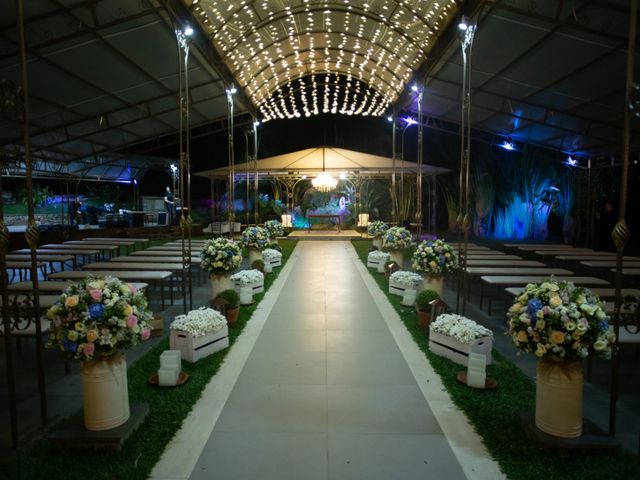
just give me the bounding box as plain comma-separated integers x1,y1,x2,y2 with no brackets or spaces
411,239,458,275
431,313,493,344
230,269,264,286
382,226,412,251
367,221,389,238
242,226,270,250
46,276,152,361
262,248,282,261
200,237,242,274
263,220,284,238
507,278,615,361
390,270,423,288
170,307,227,338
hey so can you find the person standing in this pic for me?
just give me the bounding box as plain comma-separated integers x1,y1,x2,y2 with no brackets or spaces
164,186,174,225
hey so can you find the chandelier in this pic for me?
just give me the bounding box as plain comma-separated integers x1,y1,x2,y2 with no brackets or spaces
312,172,337,192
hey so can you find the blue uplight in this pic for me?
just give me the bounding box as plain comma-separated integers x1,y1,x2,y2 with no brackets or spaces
566,156,578,166
403,117,418,126
500,140,516,151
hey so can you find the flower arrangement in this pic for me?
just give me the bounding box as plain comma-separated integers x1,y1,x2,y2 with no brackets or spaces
230,269,264,286
367,220,389,238
368,250,390,261
242,226,270,250
382,226,412,251
263,220,284,238
46,277,152,361
389,271,423,288
170,307,227,338
507,279,615,361
412,239,458,275
262,248,282,261
200,237,242,274
431,313,493,344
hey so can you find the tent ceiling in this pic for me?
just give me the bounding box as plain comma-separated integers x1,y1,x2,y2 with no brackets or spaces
194,146,450,178
0,0,245,166
411,0,639,157
190,0,460,120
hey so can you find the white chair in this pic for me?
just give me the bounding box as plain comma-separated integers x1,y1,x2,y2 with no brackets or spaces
281,214,292,228
357,213,370,228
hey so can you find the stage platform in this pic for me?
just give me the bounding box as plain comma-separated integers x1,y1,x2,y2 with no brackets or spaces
287,229,361,240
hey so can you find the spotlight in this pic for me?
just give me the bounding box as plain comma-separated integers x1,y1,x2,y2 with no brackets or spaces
133,179,138,185
253,119,261,127
500,140,516,151
227,85,237,95
340,172,347,180
403,117,418,126
183,25,194,36
411,84,419,92
567,156,578,166
170,164,178,173
386,115,393,122
458,16,468,30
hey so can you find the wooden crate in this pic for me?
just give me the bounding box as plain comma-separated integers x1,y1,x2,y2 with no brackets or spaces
367,252,390,269
389,276,422,297
428,330,492,366
169,326,229,363
232,278,264,295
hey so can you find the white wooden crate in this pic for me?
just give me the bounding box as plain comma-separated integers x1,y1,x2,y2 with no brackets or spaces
265,257,282,267
170,326,229,363
389,277,422,297
233,278,264,295
428,330,492,366
367,252,390,269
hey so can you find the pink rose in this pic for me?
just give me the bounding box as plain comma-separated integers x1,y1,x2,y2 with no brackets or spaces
128,284,137,295
140,328,151,340
89,289,102,301
127,315,138,328
83,342,95,357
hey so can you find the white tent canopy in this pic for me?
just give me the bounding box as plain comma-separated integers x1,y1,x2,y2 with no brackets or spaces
195,147,450,179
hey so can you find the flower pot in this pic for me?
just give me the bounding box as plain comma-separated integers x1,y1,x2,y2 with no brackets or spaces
249,248,262,264
80,353,129,431
417,309,430,330
535,359,583,438
225,306,239,325
210,273,232,300
372,238,383,249
389,250,404,267
423,274,443,297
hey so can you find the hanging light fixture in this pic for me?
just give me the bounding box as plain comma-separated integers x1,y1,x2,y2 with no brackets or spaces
311,149,337,192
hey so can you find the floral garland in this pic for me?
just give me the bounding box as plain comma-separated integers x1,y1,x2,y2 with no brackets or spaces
368,250,390,261
170,307,227,338
46,276,152,361
411,239,458,275
367,220,389,238
390,270,423,288
431,313,493,344
200,237,242,274
263,220,284,238
230,269,264,286
382,226,412,251
507,279,615,361
262,248,282,261
242,226,270,250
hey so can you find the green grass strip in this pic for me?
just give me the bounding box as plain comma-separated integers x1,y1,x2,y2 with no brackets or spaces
0,240,298,480
352,239,640,480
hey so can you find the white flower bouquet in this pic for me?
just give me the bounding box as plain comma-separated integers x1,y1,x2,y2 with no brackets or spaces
200,237,242,274
507,279,615,361
367,220,389,238
262,248,282,261
242,226,270,250
412,239,458,274
390,271,423,288
431,313,493,344
170,307,227,338
382,226,412,251
368,250,390,261
263,220,284,238
230,269,264,286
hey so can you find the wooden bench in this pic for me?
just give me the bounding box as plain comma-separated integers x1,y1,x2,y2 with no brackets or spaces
581,261,640,268
465,254,522,260
13,248,99,263
49,270,172,310
42,244,118,260
505,286,640,299
86,237,150,249
465,260,546,267
64,241,128,257
610,269,640,276
5,261,47,282
6,253,75,272
8,280,148,294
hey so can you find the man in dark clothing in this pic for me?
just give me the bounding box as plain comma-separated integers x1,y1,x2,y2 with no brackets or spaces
164,186,175,225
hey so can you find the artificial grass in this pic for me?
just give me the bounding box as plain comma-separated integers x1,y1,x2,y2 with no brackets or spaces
352,239,640,480
0,240,298,480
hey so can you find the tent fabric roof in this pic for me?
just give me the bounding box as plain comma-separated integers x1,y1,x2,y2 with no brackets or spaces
195,146,450,178
410,0,639,157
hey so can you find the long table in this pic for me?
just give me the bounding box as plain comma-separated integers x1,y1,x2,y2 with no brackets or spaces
49,271,172,309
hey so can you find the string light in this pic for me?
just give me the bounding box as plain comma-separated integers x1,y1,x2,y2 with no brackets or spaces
192,0,459,120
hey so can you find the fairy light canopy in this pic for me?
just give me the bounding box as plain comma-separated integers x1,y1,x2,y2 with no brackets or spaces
188,0,460,121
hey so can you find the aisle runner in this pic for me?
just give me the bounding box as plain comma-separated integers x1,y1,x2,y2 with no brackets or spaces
153,241,503,480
